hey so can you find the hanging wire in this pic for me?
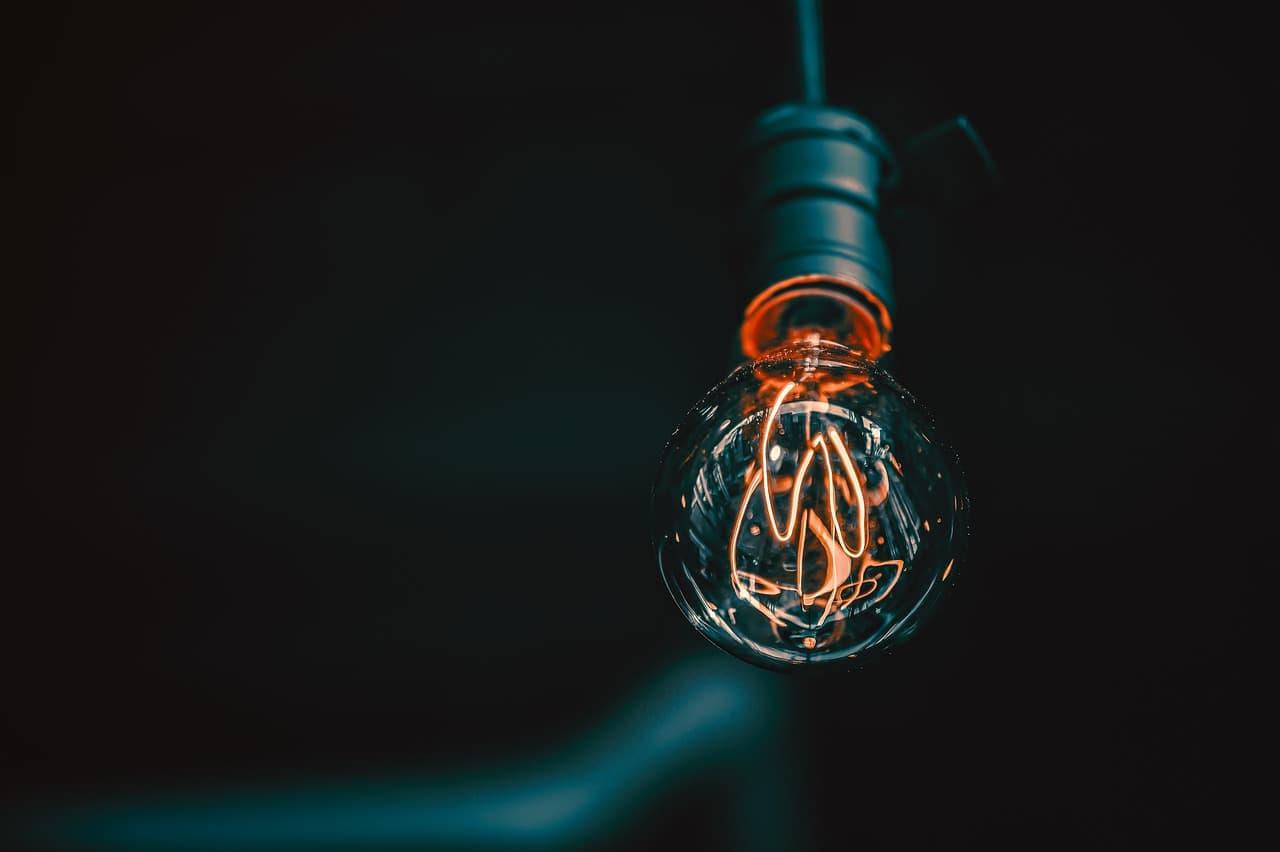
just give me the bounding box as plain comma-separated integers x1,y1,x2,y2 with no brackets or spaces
794,0,826,103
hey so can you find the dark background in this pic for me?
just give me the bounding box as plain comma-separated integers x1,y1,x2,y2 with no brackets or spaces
8,2,1268,848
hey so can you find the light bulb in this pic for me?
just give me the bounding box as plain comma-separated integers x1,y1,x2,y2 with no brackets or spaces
652,338,967,669
651,95,976,669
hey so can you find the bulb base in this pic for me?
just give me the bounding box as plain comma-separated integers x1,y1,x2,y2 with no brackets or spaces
741,103,897,360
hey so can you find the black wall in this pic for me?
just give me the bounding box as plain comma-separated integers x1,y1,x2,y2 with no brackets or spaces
9,2,1267,848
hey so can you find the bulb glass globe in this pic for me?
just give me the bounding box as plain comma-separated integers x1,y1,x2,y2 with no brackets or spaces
652,339,967,669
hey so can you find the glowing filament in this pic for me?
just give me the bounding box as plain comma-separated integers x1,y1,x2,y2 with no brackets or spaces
728,382,902,633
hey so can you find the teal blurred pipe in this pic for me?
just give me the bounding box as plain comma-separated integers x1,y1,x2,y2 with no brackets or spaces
15,654,797,851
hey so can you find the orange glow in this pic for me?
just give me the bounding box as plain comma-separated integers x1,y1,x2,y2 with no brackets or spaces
727,381,904,637
740,275,894,361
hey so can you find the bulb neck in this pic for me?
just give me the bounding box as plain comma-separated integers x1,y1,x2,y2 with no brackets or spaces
739,103,897,361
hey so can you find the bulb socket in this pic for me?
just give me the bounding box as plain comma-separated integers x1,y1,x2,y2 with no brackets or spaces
740,103,897,360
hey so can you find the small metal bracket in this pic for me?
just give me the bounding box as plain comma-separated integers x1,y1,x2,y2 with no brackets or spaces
898,115,1000,209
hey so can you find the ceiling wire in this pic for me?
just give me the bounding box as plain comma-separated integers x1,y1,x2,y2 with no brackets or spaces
794,0,826,104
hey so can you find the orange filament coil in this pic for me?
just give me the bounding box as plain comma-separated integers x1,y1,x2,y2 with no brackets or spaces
728,381,902,629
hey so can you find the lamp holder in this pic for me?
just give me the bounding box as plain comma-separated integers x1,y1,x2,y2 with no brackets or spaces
739,102,898,361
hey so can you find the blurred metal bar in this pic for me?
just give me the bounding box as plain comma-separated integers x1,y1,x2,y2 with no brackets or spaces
15,654,801,851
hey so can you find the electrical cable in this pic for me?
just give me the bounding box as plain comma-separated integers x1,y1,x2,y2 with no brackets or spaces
794,0,826,104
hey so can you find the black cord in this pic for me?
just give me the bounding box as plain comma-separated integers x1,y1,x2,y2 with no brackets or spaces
794,0,825,104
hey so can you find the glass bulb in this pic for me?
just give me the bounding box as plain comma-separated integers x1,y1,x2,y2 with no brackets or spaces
652,339,968,669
